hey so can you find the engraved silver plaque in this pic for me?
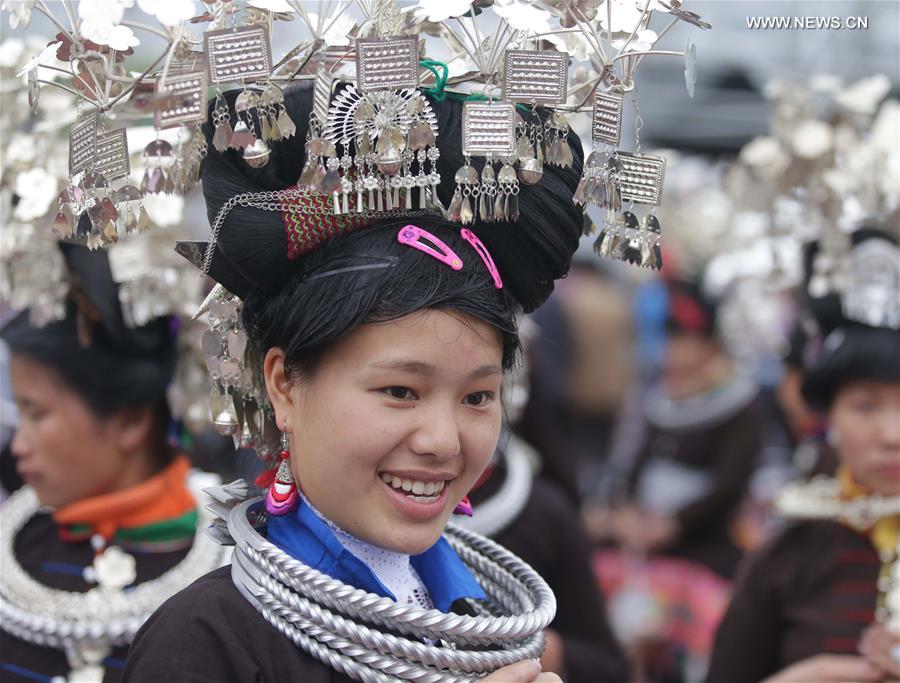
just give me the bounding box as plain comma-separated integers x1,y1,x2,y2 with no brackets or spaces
355,35,419,93
592,90,623,145
94,128,130,181
312,64,334,128
69,113,98,176
154,71,208,130
462,102,516,157
614,152,666,206
204,26,272,85
502,49,568,105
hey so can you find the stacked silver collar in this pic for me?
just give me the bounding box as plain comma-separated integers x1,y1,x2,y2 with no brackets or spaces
208,482,556,683
643,373,759,431
776,475,900,533
0,486,227,682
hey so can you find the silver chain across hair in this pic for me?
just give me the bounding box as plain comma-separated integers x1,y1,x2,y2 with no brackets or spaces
0,487,227,663
201,190,432,275
226,497,556,682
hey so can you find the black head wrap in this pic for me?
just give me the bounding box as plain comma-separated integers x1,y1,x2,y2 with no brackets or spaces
664,278,718,338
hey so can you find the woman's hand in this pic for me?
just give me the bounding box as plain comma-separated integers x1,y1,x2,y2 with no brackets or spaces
482,660,562,682
859,623,900,678
761,654,883,682
634,513,679,552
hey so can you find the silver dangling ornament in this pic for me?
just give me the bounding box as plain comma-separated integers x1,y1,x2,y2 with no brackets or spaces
211,93,233,153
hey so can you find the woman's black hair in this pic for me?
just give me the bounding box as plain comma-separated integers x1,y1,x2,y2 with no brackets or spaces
199,83,585,378
0,244,177,459
801,326,900,409
664,278,718,339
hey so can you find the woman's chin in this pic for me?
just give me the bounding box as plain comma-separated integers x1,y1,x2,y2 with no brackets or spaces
29,485,61,508
374,521,445,556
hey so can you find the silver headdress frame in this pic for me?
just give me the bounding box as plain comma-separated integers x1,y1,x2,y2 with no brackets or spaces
7,0,710,260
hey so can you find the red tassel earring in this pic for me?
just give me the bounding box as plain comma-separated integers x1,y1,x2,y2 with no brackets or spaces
453,496,473,517
264,433,299,516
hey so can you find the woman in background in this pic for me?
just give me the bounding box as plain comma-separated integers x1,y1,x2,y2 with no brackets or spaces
0,243,224,683
585,278,762,680
707,230,900,683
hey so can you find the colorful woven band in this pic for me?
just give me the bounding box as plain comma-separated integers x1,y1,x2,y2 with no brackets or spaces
202,186,435,276
281,189,368,260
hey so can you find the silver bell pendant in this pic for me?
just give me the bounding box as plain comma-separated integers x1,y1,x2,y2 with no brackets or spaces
243,139,271,169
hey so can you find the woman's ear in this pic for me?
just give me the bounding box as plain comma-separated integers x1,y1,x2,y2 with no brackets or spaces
264,347,296,432
112,405,156,453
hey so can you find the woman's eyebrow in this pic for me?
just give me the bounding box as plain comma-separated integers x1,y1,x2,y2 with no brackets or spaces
368,360,501,379
469,365,502,379
370,360,435,376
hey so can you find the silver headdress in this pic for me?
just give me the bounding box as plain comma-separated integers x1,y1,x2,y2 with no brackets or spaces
5,0,710,265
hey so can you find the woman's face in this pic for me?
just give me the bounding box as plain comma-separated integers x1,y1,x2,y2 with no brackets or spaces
9,354,153,508
663,332,721,399
830,380,900,495
266,310,504,555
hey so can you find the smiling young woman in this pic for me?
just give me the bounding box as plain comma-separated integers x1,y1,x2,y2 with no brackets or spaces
123,78,584,683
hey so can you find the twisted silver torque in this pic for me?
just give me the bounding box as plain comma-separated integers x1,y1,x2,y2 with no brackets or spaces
227,498,556,682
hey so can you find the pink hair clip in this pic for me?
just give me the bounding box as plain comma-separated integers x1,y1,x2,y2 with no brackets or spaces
460,229,503,289
397,225,463,270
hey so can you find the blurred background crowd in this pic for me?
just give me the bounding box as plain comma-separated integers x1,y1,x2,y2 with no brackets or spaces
0,2,898,682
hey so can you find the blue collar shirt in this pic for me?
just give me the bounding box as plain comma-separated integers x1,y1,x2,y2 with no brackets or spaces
267,499,486,613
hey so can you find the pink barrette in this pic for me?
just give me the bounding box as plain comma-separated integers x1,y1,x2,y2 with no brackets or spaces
460,229,503,289
397,225,463,270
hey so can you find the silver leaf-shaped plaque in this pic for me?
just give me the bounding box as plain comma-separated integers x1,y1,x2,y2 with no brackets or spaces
94,128,130,181
69,114,98,176
502,50,568,105
462,102,516,157
201,328,224,357
355,35,419,93
227,328,248,360
204,26,272,85
155,71,209,130
614,152,666,206
312,64,334,128
592,90,623,145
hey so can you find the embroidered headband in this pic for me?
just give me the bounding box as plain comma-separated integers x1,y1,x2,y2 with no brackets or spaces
201,187,431,275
